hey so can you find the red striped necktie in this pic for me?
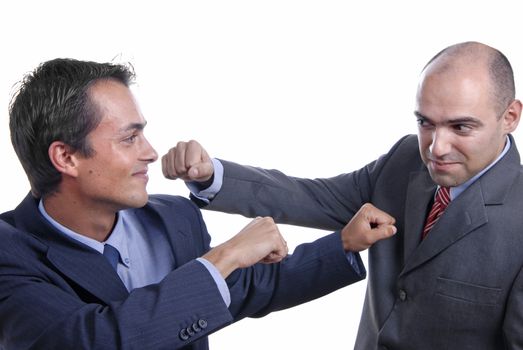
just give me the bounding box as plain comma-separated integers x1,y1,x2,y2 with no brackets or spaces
422,186,451,239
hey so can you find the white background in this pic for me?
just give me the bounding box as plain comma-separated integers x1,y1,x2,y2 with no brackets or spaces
1,1,523,348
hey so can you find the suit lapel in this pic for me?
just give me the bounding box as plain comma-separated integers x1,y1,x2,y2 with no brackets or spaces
13,194,129,303
12,194,203,303
400,135,521,277
46,244,129,302
401,182,488,276
135,200,197,269
403,170,435,264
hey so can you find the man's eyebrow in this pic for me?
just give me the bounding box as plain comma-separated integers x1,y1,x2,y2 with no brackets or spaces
447,117,484,126
414,111,426,119
120,121,147,133
413,111,483,126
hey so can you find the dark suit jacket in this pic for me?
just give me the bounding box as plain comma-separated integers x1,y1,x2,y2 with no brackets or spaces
205,134,523,349
0,194,364,350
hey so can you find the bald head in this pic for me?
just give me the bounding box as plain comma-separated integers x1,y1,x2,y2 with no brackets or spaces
422,41,515,115
415,42,522,187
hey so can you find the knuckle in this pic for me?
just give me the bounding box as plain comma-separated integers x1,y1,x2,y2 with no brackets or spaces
362,202,372,209
188,139,199,148
264,217,275,224
260,217,271,224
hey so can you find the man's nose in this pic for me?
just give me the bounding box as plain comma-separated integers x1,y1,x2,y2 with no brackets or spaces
141,137,158,162
429,128,452,157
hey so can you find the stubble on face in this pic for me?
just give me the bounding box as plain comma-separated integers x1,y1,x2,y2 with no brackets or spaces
416,55,508,187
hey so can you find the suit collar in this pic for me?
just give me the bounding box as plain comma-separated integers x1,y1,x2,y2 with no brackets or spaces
13,194,129,303
401,135,520,276
477,134,521,205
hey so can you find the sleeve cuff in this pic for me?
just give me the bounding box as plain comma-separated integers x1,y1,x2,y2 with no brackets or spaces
196,257,231,307
345,251,364,276
187,159,224,204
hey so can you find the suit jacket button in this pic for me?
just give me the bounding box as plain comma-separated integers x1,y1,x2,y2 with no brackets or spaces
198,319,208,329
186,326,195,336
192,322,202,332
179,328,189,341
399,289,407,301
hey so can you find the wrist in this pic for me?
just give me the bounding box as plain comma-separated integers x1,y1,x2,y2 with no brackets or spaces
340,228,353,252
202,244,237,279
192,173,214,191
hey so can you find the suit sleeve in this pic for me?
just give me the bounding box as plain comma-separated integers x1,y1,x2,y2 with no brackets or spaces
187,194,367,323
203,135,413,232
227,230,366,321
0,224,233,350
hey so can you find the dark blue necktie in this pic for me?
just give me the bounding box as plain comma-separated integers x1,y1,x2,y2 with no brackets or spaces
103,244,120,271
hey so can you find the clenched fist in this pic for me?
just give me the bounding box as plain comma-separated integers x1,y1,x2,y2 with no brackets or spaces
162,140,214,182
202,217,288,278
341,203,397,252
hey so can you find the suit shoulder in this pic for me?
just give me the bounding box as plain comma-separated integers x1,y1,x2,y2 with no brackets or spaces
147,194,201,216
0,209,15,226
0,219,47,257
383,134,423,165
369,134,422,174
390,134,419,155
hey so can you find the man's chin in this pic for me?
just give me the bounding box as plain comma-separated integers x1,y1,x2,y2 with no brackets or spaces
428,172,462,188
126,193,150,209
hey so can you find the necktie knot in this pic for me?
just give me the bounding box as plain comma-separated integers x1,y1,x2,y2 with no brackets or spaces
435,186,451,207
422,186,451,239
103,244,120,271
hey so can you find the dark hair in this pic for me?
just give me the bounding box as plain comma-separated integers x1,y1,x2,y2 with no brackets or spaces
423,41,515,114
9,58,135,197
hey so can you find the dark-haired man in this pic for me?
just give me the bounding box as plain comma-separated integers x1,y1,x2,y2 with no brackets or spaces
0,58,396,349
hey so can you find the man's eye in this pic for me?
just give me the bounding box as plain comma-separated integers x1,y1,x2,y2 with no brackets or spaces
124,135,137,143
417,119,432,128
453,124,473,133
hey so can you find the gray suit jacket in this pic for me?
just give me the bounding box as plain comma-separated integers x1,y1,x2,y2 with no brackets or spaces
204,134,523,349
0,194,364,349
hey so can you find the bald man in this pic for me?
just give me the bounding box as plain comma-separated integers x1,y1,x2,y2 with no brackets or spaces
164,42,523,349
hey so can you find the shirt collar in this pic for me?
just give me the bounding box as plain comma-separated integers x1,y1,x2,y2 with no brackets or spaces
38,201,130,267
449,135,511,200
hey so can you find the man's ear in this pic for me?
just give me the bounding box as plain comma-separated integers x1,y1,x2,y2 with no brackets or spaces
503,99,522,133
48,141,79,177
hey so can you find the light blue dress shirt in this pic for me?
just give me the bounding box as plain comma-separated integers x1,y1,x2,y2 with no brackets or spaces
38,201,230,306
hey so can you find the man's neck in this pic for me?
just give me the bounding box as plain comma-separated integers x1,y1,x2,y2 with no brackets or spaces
42,192,118,242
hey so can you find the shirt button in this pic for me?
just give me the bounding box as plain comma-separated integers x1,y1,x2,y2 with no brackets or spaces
399,289,407,301
124,258,130,264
